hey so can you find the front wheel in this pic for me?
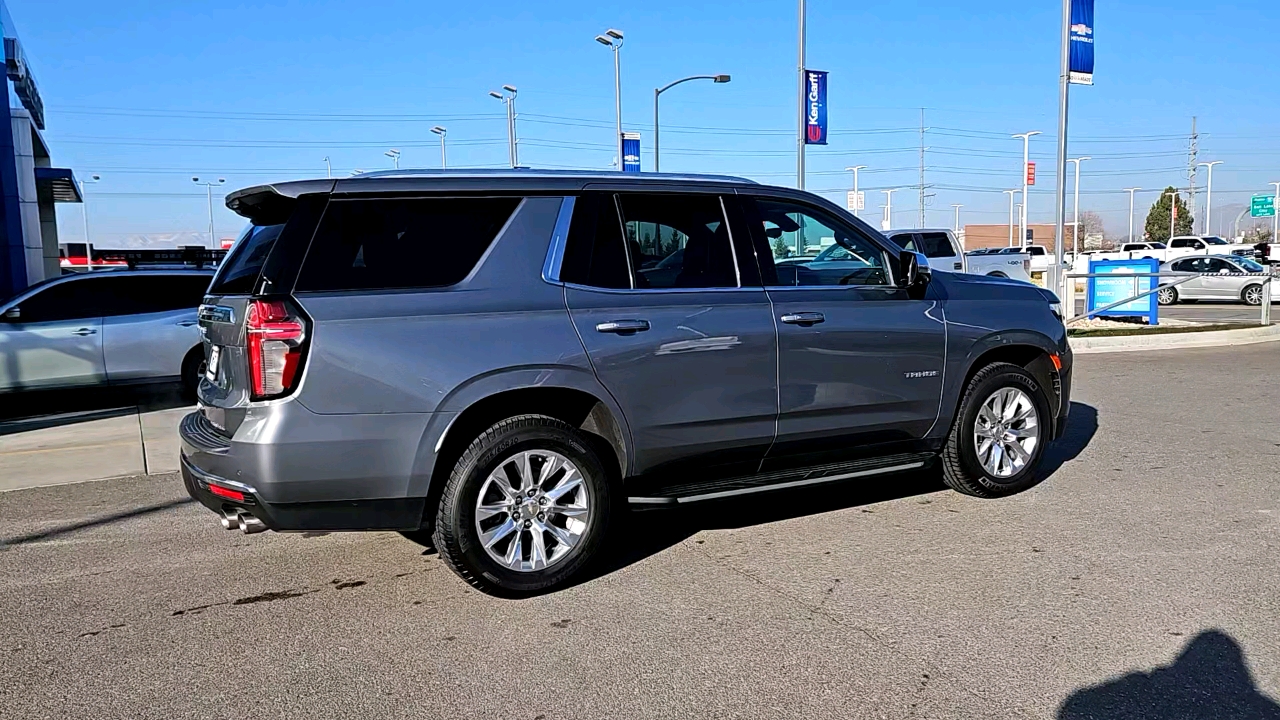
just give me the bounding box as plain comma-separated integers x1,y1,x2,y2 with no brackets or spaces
1242,284,1264,306
941,362,1052,498
433,415,613,597
1156,285,1178,305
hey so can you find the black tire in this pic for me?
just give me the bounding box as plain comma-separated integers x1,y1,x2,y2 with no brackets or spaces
432,414,613,597
398,530,435,551
941,362,1052,499
987,271,1009,278
180,346,204,400
1242,284,1264,306
1156,285,1178,306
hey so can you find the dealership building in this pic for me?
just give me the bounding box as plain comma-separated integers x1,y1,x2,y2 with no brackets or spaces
0,2,83,299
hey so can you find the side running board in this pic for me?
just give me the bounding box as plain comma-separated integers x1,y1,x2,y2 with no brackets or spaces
626,452,934,505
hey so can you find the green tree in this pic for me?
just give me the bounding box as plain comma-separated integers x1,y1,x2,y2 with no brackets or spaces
1143,187,1194,242
772,236,791,259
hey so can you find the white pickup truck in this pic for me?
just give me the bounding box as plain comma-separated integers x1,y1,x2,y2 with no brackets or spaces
884,228,1033,283
1091,242,1170,263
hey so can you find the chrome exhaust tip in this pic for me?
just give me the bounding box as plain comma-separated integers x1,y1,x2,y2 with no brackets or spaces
220,510,241,530
238,514,267,534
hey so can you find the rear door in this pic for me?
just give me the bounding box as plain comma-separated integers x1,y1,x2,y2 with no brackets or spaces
562,191,778,481
101,274,210,382
0,277,106,391
1199,258,1239,298
742,195,946,470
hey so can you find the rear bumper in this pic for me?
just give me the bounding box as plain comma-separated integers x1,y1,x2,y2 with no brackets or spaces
179,407,429,532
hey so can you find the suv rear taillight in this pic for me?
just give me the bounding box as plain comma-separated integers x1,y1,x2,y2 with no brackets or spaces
246,300,306,400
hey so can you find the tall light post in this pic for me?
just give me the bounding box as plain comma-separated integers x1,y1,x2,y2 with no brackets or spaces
595,29,625,168
1067,156,1090,258
431,126,447,168
78,174,100,270
192,177,225,247
951,204,963,233
384,149,401,169
488,85,519,168
882,188,901,231
1270,181,1280,243
1197,161,1222,235
1124,187,1141,244
796,0,807,189
1163,189,1179,243
845,165,866,217
653,74,730,172
323,156,331,178
1003,189,1019,247
1012,131,1041,246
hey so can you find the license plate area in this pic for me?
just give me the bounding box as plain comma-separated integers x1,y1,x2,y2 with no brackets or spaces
205,345,221,383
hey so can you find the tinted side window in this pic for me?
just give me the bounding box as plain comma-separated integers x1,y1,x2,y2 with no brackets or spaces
560,193,630,289
296,197,521,292
747,198,889,287
1170,239,1190,248
94,275,213,316
895,232,956,258
209,223,283,295
13,278,111,322
618,193,737,289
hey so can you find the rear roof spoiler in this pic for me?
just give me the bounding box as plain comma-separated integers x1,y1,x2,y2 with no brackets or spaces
225,180,335,223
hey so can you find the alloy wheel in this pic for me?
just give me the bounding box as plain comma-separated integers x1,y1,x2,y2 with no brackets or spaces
1244,286,1263,306
973,387,1040,479
474,450,590,573
1157,287,1176,305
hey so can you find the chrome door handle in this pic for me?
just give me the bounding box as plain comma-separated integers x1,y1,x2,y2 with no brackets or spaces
780,312,825,326
595,319,650,334
71,328,97,336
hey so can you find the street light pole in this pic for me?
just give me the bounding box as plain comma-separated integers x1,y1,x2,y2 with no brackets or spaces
384,149,400,169
1197,161,1222,235
1067,156,1090,258
192,176,225,245
1012,131,1041,247
1124,187,1141,244
595,29,625,168
845,166,867,217
323,156,331,178
489,86,519,167
882,188,900,231
653,74,731,172
78,174,100,270
951,204,963,233
1003,189,1018,247
431,126,447,168
796,0,806,189
1270,181,1280,243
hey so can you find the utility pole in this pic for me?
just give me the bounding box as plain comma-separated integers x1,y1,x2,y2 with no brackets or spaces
796,0,806,189
918,108,927,228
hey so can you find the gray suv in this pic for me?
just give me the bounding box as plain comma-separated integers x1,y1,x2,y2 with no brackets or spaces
181,170,1071,597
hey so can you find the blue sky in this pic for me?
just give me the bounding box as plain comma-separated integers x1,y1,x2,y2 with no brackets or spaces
10,0,1280,245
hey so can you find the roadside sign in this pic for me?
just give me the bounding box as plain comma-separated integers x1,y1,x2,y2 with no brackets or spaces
1251,195,1275,218
1068,0,1095,85
1026,162,1036,186
621,132,641,173
846,190,864,212
1087,257,1159,325
802,70,828,145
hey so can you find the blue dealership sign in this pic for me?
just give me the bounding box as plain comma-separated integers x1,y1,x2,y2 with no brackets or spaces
1069,0,1094,85
803,69,828,145
1087,258,1158,324
622,132,641,173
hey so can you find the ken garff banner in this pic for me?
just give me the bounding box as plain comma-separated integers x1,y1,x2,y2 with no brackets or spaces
803,69,828,145
1069,0,1094,85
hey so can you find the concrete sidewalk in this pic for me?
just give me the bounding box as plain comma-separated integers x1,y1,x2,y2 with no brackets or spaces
0,401,190,493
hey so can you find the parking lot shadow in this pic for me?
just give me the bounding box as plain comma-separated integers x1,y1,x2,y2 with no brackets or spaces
1057,630,1280,719
0,384,191,436
583,401,1099,588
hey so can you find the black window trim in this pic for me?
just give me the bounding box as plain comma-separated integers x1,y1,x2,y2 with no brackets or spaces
554,190,755,295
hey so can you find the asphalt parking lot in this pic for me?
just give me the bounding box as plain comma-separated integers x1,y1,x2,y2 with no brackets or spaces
3,343,1279,719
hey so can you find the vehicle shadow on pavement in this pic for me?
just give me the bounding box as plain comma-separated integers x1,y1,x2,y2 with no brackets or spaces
1057,629,1280,719
583,401,1099,587
0,497,194,547
0,384,192,436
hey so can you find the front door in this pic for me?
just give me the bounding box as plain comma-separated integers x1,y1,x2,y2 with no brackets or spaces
560,192,777,481
741,195,946,470
0,277,106,391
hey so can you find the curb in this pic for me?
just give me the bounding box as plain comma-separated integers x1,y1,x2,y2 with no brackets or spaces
1069,323,1280,354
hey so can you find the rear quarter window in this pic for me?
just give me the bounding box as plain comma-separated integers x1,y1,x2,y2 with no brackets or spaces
295,197,521,292
208,224,284,295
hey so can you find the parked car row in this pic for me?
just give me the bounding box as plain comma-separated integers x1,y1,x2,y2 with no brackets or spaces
1156,255,1275,306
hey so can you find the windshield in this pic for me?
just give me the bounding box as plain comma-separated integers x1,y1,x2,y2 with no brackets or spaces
1236,258,1266,272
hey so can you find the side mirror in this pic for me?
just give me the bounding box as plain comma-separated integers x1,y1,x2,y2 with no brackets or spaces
897,251,931,289
2,306,19,321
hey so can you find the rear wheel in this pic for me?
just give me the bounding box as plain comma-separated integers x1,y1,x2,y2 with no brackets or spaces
432,415,613,597
941,362,1051,498
1243,284,1264,306
987,271,1009,278
1156,286,1178,305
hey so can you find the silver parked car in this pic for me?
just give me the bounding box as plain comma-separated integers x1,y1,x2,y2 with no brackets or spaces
0,270,212,393
1156,255,1273,306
